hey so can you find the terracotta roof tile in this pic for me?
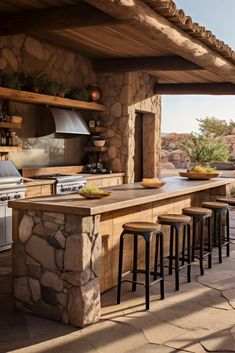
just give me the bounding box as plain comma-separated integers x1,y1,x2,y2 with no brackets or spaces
144,0,235,64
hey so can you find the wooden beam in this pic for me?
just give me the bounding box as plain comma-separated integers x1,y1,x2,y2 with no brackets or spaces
0,3,118,35
93,56,202,72
86,0,235,84
154,83,235,95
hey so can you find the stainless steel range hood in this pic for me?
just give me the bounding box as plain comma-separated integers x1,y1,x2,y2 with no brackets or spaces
36,107,90,137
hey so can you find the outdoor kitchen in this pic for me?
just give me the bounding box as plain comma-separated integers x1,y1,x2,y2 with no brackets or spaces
1,1,235,352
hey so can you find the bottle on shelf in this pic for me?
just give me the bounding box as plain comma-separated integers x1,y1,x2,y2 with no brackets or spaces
0,129,6,146
6,129,13,146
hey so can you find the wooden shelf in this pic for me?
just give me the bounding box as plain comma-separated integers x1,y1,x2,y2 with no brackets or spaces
89,127,107,133
84,146,108,152
0,122,22,129
0,87,105,112
0,146,22,153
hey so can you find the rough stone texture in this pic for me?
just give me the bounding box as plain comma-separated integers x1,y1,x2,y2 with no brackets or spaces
40,271,63,292
64,233,91,272
25,235,56,271
68,278,100,327
28,278,41,302
98,72,161,182
14,277,31,303
12,210,101,328
19,215,33,242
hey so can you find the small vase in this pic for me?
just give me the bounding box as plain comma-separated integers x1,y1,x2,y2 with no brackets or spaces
87,84,102,102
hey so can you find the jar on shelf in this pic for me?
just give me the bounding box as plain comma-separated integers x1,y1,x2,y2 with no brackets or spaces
89,120,95,128
87,84,102,102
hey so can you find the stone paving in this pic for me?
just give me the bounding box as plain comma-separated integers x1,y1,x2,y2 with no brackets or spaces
0,212,235,353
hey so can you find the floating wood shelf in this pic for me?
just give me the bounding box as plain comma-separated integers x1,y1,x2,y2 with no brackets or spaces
89,127,107,133
0,146,22,152
84,146,108,152
0,87,105,112
0,122,22,129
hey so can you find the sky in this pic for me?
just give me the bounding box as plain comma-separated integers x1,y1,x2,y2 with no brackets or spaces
161,0,235,133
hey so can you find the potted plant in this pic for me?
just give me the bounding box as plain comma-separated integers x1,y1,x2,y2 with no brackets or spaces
43,81,61,96
57,82,68,98
19,71,46,93
68,88,89,101
0,72,22,90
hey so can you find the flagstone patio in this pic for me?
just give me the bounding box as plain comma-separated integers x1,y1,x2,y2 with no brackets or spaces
0,211,235,353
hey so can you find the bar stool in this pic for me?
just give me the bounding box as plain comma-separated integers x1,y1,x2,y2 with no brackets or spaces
216,197,235,242
202,201,230,263
157,214,191,291
182,207,212,275
117,221,164,310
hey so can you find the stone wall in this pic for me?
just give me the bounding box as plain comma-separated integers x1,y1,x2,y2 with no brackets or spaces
0,34,97,168
13,210,101,327
98,72,161,183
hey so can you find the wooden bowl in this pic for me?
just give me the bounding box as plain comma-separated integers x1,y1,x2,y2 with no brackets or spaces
140,182,166,189
79,192,111,199
179,172,220,180
10,116,22,124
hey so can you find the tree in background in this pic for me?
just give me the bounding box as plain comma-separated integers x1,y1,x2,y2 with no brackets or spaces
180,134,230,164
197,116,235,136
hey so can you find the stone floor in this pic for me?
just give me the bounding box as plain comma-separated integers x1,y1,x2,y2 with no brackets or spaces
1,213,235,353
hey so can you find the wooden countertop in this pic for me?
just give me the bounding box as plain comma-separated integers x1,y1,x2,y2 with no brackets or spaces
9,177,233,216
23,178,56,187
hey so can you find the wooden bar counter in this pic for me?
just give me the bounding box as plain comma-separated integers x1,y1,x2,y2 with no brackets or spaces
9,177,233,327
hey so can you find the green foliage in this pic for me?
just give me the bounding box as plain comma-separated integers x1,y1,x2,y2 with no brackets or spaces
197,116,235,136
20,71,46,91
43,81,61,96
179,134,230,164
69,88,89,101
0,72,22,89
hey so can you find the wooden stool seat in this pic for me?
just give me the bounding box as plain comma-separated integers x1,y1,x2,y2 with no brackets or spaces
183,207,212,217
216,197,235,206
202,201,229,210
123,222,159,233
158,214,191,225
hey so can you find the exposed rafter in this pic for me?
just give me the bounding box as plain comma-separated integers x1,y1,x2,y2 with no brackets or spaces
0,3,118,36
93,56,202,72
154,83,235,95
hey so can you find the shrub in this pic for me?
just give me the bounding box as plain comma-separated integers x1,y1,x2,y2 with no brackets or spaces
197,116,235,136
179,134,230,164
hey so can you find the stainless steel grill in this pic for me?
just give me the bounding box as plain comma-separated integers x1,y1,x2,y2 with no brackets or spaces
0,161,25,251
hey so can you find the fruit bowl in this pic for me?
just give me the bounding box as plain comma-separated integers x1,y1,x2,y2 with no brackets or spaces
79,186,111,199
79,192,111,199
93,140,105,147
179,172,220,180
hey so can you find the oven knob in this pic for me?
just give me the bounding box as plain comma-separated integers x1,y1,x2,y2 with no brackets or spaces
1,196,5,201
7,195,11,200
14,195,18,199
72,187,77,191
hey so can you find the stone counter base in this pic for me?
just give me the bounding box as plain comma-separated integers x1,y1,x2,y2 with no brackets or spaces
13,210,101,328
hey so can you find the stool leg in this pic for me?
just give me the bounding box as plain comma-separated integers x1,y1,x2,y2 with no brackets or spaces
175,225,180,291
181,225,186,266
159,231,165,300
169,226,174,275
132,234,138,292
218,211,223,263
117,231,126,304
213,210,217,246
208,217,212,269
192,218,196,261
153,233,159,280
226,209,230,257
199,217,205,276
144,234,151,310
187,223,191,283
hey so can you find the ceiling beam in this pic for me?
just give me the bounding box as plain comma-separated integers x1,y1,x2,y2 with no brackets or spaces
0,3,118,36
93,56,202,72
154,83,235,95
86,0,235,84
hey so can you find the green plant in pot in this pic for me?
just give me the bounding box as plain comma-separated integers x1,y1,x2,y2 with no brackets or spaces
43,81,61,96
0,72,22,90
69,88,89,101
57,82,68,98
19,71,46,93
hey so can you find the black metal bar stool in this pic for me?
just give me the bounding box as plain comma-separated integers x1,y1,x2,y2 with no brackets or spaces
117,221,164,310
157,214,191,291
202,201,230,263
182,207,212,275
216,197,235,243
